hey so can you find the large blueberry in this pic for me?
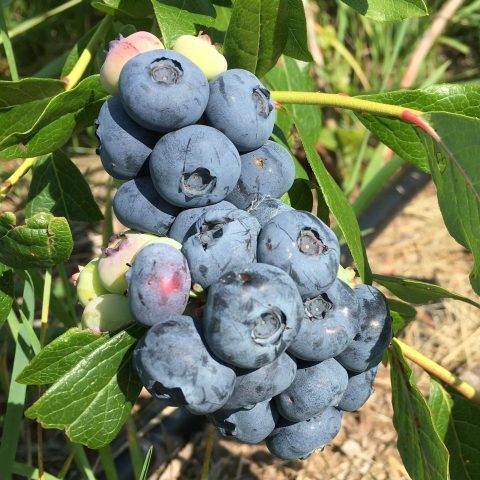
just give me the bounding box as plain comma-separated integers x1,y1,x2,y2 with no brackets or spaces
213,400,278,444
205,69,276,152
127,243,191,326
275,358,348,422
119,50,209,132
288,279,360,361
150,125,241,208
226,141,295,209
266,407,342,460
168,201,236,244
248,197,293,227
113,177,180,235
133,315,235,414
338,366,379,412
95,97,159,180
335,285,392,372
181,208,260,287
223,352,297,410
203,263,303,369
257,210,340,298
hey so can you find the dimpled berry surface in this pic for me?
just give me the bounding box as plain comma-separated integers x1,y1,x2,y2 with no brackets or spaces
119,50,209,132
226,140,295,209
181,208,260,287
150,125,241,208
113,177,180,235
213,400,278,444
338,366,379,412
133,315,235,414
336,284,392,372
257,210,340,298
127,243,191,326
205,69,276,152
168,201,236,244
223,352,297,410
248,197,293,227
275,358,348,422
288,278,360,361
95,97,158,180
203,263,304,369
266,407,342,460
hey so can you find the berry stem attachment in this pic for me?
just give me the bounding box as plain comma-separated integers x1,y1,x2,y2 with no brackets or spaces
63,15,111,90
394,338,480,406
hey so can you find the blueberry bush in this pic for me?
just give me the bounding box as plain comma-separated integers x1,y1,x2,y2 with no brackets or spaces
0,0,479,479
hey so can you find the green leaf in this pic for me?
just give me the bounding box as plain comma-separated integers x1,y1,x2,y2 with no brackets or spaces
389,340,450,480
0,212,73,269
26,151,103,223
374,274,480,309
91,0,152,18
0,269,13,327
430,380,480,480
23,326,145,449
357,84,480,171
283,0,312,62
388,298,416,336
151,0,216,48
278,57,372,283
223,0,289,77
0,75,108,159
340,0,428,21
139,447,153,480
419,112,480,296
0,78,65,110
285,178,313,212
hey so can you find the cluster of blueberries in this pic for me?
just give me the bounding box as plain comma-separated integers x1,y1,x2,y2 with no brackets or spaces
82,40,393,460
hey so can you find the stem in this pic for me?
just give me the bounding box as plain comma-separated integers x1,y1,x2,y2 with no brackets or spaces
57,450,75,479
0,157,38,201
39,269,52,347
200,424,215,480
125,417,143,479
0,6,19,81
57,263,77,326
98,446,119,480
63,15,111,90
394,338,480,406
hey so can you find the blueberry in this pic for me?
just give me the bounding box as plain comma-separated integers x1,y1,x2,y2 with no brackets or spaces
168,201,236,244
223,352,297,410
275,358,348,422
203,263,303,369
213,400,278,444
205,69,276,152
127,243,191,326
338,366,379,412
257,210,340,298
95,97,159,180
248,197,293,227
150,125,241,208
266,407,342,460
335,285,392,372
226,141,295,209
81,294,133,333
181,208,260,287
133,315,235,414
113,177,180,235
288,279,360,361
76,258,108,307
119,50,209,132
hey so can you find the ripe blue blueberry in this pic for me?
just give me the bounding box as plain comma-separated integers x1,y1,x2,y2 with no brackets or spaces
203,263,304,369
133,315,235,414
336,285,392,372
205,69,276,152
127,243,191,326
248,197,293,227
288,279,360,361
113,177,180,236
226,141,295,209
150,125,241,208
181,208,260,287
266,407,343,460
223,352,297,410
119,50,209,132
257,210,340,298
338,366,379,412
275,358,348,422
213,400,278,444
95,97,159,180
